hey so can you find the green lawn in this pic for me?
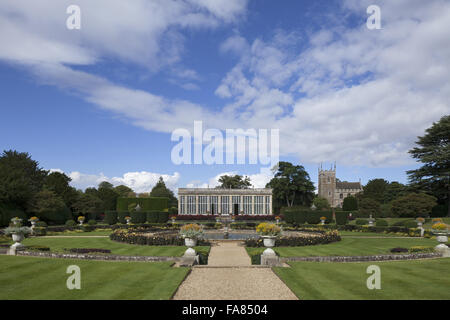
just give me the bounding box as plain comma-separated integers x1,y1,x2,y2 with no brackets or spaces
347,217,450,229
46,230,113,236
274,258,450,300
0,255,189,300
338,231,406,237
17,237,208,257
246,237,438,258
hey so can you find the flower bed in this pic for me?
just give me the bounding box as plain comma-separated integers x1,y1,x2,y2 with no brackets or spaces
65,248,111,254
245,230,341,247
110,227,211,246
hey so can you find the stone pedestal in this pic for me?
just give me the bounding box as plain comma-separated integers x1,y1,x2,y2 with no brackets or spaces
419,227,424,237
179,254,199,267
260,249,282,267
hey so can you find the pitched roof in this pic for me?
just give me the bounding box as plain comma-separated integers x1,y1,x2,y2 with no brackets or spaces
336,182,362,190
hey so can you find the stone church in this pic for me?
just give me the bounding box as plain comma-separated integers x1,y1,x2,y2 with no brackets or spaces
318,164,363,208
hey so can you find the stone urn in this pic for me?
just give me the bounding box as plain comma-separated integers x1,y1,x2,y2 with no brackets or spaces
320,219,325,225
126,218,131,225
184,237,197,256
185,237,197,248
368,215,375,227
276,218,280,224
171,218,176,224
262,236,276,254
417,222,423,228
11,232,25,250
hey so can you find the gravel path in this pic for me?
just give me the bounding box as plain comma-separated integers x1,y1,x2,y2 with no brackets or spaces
173,241,298,300
207,241,251,266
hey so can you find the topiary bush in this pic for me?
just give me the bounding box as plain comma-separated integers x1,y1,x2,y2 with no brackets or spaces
65,220,76,227
146,211,159,223
117,211,128,224
404,220,418,229
376,219,388,227
105,211,118,225
355,219,368,225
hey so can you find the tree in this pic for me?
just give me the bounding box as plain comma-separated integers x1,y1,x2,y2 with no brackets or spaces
0,150,47,211
114,185,134,198
313,196,330,210
44,172,79,209
72,193,103,216
266,162,315,208
362,179,389,204
407,115,450,216
30,189,71,224
342,195,358,211
383,181,408,203
359,198,381,217
390,193,437,218
98,181,114,189
217,175,252,189
150,177,178,207
98,185,119,211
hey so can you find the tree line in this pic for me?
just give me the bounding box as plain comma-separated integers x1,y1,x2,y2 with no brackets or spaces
0,151,177,225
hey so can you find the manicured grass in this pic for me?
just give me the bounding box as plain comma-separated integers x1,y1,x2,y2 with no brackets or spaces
274,258,450,300
0,255,189,300
246,237,438,258
338,231,405,237
47,230,113,236
17,237,208,257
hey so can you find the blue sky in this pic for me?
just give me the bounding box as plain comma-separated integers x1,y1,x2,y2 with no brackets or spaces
1,0,449,193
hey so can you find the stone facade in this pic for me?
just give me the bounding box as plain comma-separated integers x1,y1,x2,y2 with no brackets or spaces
318,164,362,208
178,188,273,215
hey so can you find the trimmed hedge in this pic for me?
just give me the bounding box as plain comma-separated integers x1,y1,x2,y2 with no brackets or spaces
0,204,27,227
335,211,347,225
131,212,146,224
116,197,168,212
283,209,333,225
117,211,129,224
404,220,418,228
105,211,118,225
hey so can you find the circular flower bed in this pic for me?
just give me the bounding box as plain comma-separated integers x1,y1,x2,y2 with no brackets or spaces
245,230,341,247
110,227,211,246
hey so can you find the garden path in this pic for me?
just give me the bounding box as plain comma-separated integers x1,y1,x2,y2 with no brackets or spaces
173,241,298,300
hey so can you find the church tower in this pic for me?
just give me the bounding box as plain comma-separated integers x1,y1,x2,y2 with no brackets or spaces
318,163,336,207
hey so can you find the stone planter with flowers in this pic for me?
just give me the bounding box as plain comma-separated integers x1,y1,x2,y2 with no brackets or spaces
77,216,85,226
431,222,449,254
179,224,204,257
256,222,281,254
4,217,31,252
320,216,326,225
125,216,131,225
170,215,177,224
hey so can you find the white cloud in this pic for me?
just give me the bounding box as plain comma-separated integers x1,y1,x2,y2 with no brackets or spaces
2,0,450,169
186,168,273,189
54,169,180,193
